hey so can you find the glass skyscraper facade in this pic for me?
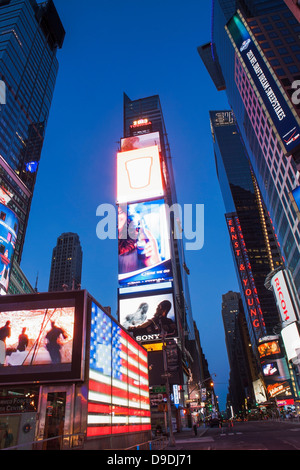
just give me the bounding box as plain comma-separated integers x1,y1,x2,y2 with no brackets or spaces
211,110,283,347
200,0,300,299
0,0,65,261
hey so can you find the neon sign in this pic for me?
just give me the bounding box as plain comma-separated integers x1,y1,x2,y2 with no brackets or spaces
130,119,152,128
226,214,266,340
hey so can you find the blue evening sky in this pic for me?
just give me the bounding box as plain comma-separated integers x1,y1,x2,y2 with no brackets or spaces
21,0,239,411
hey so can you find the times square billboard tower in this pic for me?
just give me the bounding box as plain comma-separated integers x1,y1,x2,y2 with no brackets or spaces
117,93,203,429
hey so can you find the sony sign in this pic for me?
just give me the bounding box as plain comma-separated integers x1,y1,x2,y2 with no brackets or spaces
271,270,297,324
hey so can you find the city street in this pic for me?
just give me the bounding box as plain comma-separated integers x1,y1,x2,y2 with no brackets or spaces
165,420,300,451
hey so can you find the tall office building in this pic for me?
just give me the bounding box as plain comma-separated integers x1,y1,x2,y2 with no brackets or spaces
117,93,204,429
49,232,83,292
0,0,65,266
222,291,257,414
200,2,300,407
199,0,300,300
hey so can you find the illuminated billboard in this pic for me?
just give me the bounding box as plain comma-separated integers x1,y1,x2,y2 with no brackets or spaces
88,301,151,436
226,215,266,340
289,187,300,222
0,203,19,293
226,11,300,156
118,199,172,287
267,381,292,399
281,322,300,362
261,358,289,383
119,288,177,343
0,291,86,384
253,379,267,404
270,269,298,324
258,340,281,359
117,145,164,204
121,132,161,153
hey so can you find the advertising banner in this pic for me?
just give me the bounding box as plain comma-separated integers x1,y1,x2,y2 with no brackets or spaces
267,381,292,399
289,186,300,221
226,215,266,340
0,203,19,293
117,145,164,204
119,289,177,343
261,358,290,384
88,301,151,436
0,306,74,368
226,11,300,156
0,291,86,384
121,131,161,153
118,199,172,287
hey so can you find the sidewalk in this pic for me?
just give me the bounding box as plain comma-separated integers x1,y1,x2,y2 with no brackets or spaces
164,426,208,449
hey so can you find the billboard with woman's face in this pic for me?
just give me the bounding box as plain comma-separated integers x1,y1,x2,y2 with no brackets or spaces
118,199,173,287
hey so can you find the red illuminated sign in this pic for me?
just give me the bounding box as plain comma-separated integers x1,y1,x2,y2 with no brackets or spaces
130,119,152,128
226,215,266,339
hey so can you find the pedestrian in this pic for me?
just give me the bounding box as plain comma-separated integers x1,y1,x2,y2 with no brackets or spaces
193,423,198,436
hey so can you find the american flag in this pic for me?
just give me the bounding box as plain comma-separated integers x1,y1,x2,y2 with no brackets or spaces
87,303,151,438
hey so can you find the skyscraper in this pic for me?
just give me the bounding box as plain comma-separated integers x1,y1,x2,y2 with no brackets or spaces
49,232,83,292
117,93,204,430
200,1,300,408
199,0,300,298
0,0,65,264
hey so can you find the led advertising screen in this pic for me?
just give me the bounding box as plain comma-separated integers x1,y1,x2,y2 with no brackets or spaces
226,12,300,156
117,145,164,204
118,199,172,287
258,340,281,359
270,269,298,324
121,132,161,153
0,203,18,293
88,301,151,437
253,379,267,404
281,322,300,362
267,381,292,399
119,288,177,343
0,291,86,384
